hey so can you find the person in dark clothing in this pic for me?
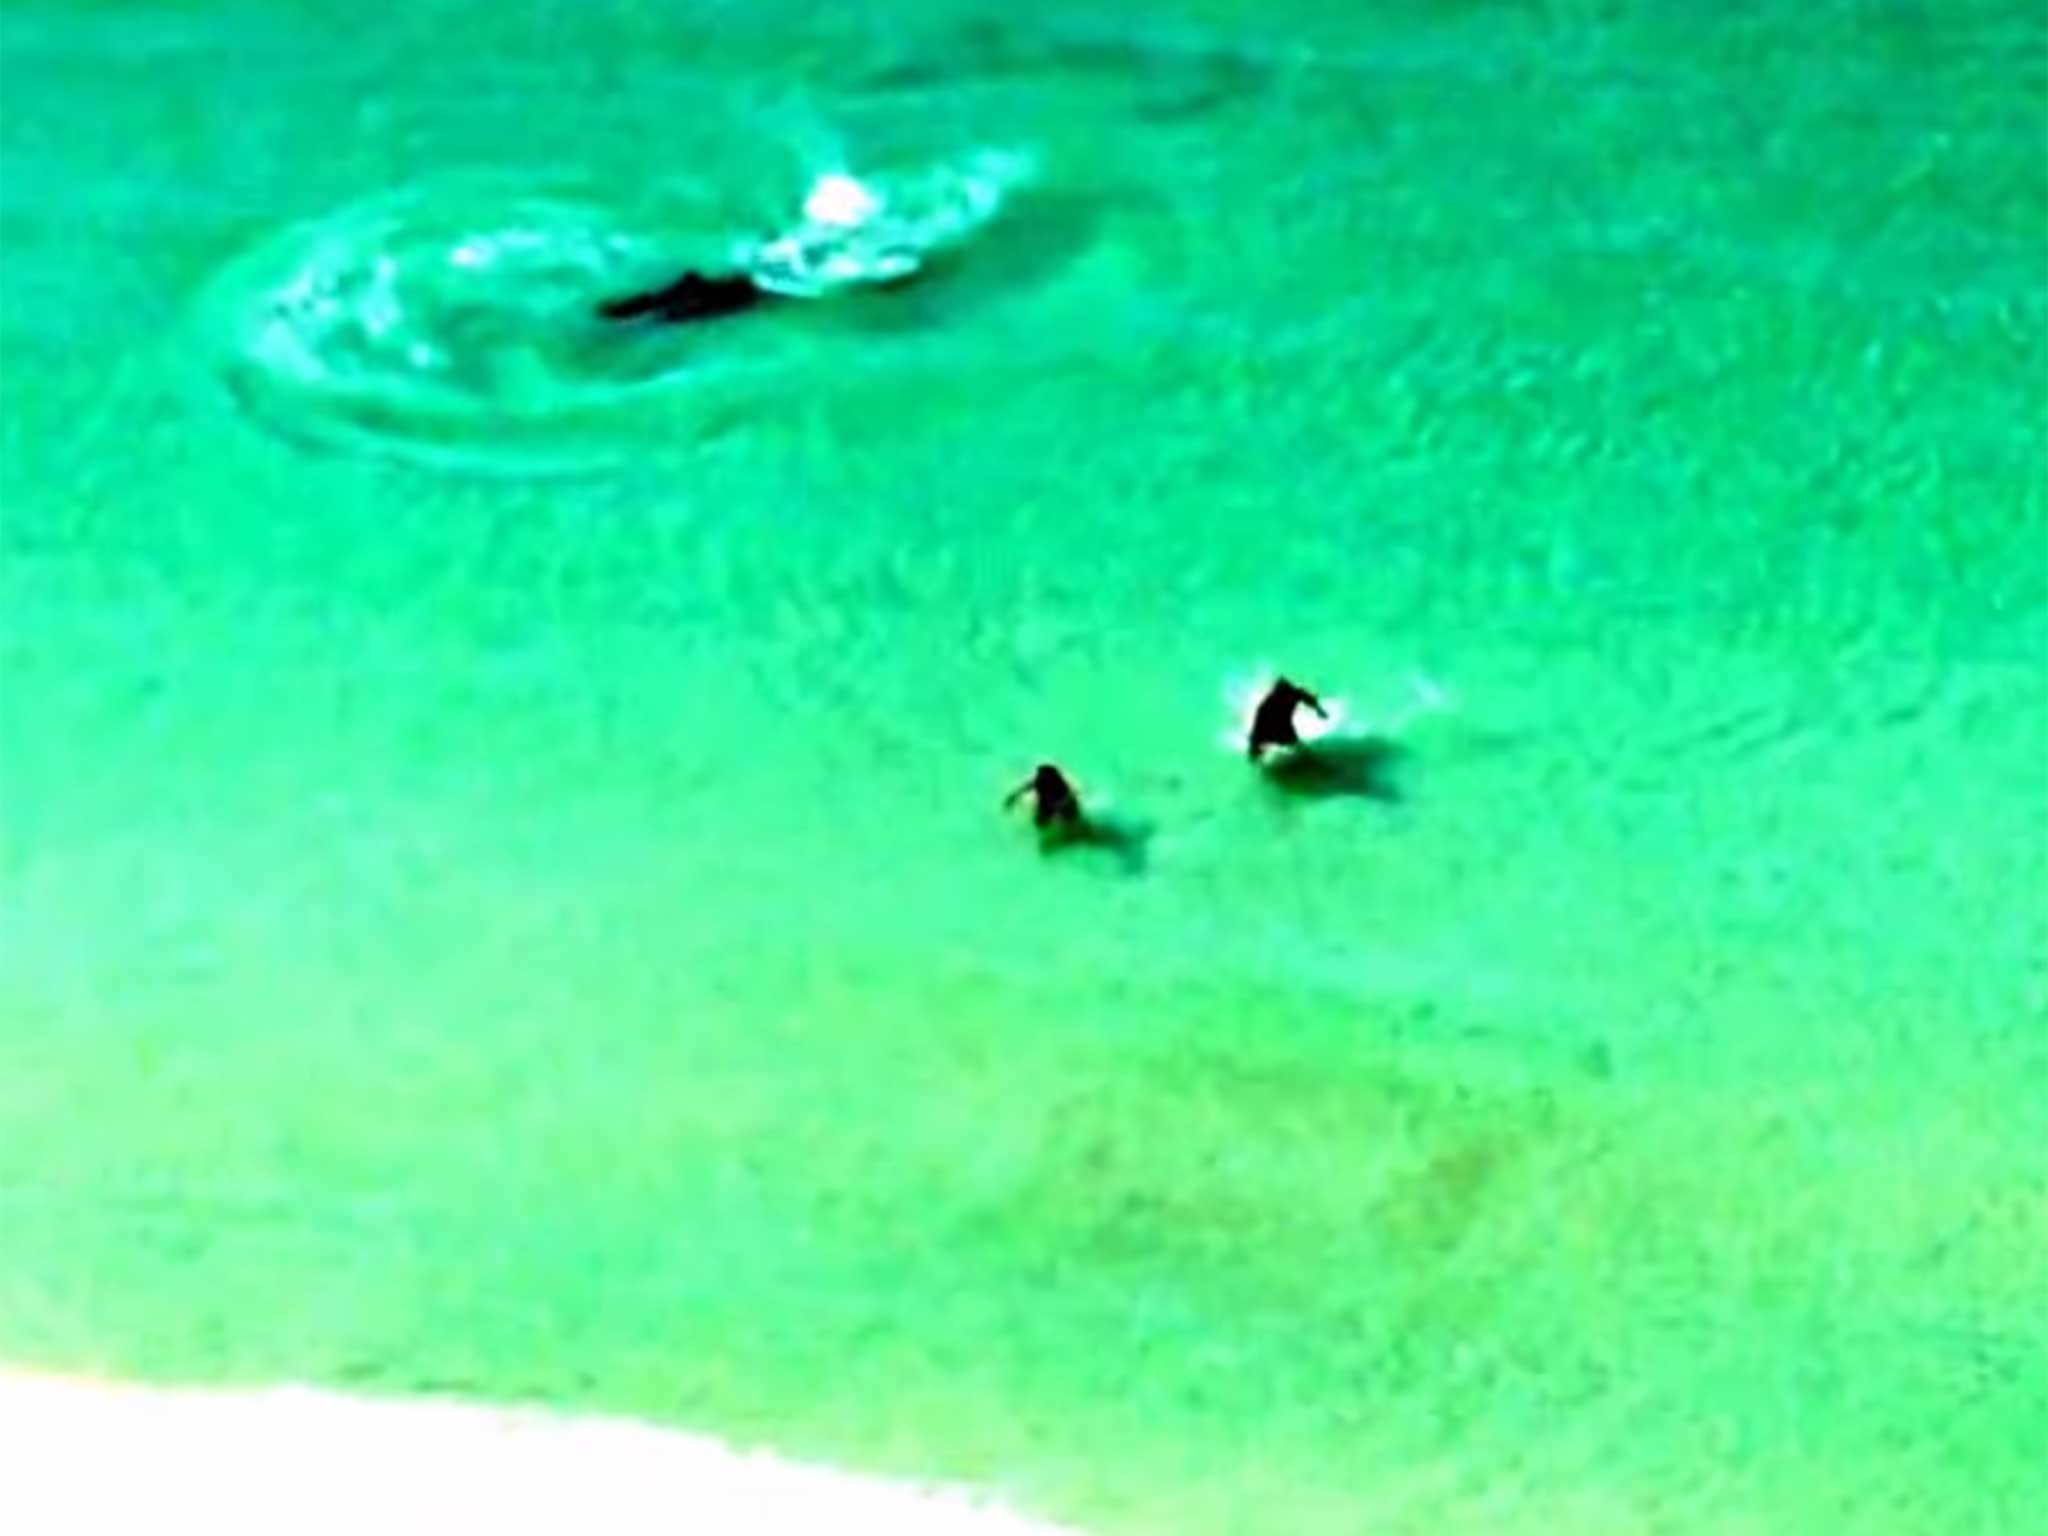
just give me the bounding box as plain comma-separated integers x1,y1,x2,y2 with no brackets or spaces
1004,763,1084,832
1246,676,1329,760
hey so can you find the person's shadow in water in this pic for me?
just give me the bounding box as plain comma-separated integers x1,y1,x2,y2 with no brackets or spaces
1038,808,1155,877
1257,735,1409,804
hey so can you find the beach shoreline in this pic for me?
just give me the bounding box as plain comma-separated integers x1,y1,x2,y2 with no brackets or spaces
0,1369,1084,1535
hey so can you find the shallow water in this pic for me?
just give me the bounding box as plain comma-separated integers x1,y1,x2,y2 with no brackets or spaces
4,2,2045,1532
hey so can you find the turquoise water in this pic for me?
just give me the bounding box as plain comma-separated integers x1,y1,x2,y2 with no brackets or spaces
4,3,2045,1531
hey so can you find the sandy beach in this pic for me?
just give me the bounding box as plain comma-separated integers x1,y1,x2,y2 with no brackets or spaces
0,1370,1082,1534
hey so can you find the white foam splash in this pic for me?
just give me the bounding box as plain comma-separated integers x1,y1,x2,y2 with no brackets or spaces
742,149,1036,299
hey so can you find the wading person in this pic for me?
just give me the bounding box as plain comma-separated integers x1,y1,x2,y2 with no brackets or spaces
1004,763,1084,835
1247,676,1328,760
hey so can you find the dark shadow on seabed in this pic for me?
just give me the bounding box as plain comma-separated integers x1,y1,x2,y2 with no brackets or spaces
1257,735,1409,804
1038,810,1155,876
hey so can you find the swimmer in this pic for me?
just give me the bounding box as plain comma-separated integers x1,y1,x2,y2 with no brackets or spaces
1247,676,1328,760
1004,763,1084,834
595,268,769,324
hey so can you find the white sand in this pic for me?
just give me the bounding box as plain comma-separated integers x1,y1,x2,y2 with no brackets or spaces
0,1371,1084,1536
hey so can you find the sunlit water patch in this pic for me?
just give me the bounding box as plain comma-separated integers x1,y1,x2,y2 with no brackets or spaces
194,152,1033,475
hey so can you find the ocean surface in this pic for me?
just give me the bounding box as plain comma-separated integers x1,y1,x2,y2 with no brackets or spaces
3,3,2045,1531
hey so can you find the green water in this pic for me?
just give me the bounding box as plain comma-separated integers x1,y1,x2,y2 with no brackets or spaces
4,2,2045,1531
